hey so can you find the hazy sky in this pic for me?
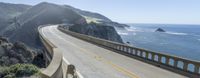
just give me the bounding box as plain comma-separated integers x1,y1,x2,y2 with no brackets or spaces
1,0,200,24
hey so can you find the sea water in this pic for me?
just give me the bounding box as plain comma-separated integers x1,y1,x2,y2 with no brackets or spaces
117,24,200,61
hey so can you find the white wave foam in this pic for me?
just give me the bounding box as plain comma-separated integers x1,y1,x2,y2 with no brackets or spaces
125,27,137,31
166,32,188,35
118,32,129,35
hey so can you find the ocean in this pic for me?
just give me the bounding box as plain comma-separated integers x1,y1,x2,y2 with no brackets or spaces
117,24,200,61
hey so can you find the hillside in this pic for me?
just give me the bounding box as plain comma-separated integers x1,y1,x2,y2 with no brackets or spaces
1,2,86,48
64,5,130,28
69,22,123,43
0,37,45,67
0,2,125,48
0,2,31,19
0,2,31,31
64,5,112,22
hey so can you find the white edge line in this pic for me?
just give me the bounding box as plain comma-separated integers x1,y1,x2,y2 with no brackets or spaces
50,25,84,78
41,28,46,37
41,26,84,78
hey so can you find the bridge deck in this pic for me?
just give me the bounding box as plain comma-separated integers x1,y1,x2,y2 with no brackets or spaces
41,25,187,78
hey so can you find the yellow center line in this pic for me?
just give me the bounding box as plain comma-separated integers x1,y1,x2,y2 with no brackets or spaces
79,48,139,78
50,27,140,78
64,40,139,78
93,55,139,78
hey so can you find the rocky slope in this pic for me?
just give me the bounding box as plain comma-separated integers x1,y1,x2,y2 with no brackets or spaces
69,22,123,43
0,2,31,31
0,2,31,19
0,37,45,67
1,2,86,48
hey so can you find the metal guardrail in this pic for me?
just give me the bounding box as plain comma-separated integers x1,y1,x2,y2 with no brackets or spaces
58,26,200,78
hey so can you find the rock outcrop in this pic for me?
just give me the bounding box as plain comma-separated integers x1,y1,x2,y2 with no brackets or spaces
69,22,123,43
155,28,166,32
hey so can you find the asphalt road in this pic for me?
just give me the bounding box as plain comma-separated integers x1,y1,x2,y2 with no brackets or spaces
41,25,187,78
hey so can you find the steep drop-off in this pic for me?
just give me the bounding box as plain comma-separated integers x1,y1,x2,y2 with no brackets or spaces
69,22,123,43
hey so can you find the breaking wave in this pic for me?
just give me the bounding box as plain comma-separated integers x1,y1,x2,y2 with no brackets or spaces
165,32,188,35
118,32,129,35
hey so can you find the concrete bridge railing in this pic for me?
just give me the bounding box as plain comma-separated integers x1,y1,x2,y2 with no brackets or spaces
59,26,200,78
38,25,81,78
38,25,63,78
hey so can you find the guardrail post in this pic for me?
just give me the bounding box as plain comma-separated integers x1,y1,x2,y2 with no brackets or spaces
194,65,199,74
121,46,124,51
139,50,142,57
166,57,170,65
145,52,148,59
114,45,117,49
117,46,120,50
183,62,189,71
130,48,134,54
124,47,127,52
128,48,131,53
135,49,138,56
152,53,155,61
174,59,178,68
124,46,126,52
158,55,162,63
127,47,129,53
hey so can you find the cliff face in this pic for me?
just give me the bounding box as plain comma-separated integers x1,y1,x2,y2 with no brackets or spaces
69,22,123,43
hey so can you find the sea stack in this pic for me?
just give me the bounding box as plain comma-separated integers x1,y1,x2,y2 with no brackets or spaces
155,28,166,32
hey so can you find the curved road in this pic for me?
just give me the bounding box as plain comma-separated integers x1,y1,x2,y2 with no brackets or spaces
41,25,187,78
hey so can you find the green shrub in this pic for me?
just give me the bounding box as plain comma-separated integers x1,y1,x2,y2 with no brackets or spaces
0,64,40,78
3,73,15,78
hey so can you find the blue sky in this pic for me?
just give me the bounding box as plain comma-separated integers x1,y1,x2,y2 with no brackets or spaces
1,0,200,24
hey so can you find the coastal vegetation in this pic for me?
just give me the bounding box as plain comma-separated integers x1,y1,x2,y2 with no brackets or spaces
0,64,40,78
0,37,43,78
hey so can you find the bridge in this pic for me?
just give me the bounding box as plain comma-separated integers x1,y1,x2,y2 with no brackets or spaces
38,25,200,78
